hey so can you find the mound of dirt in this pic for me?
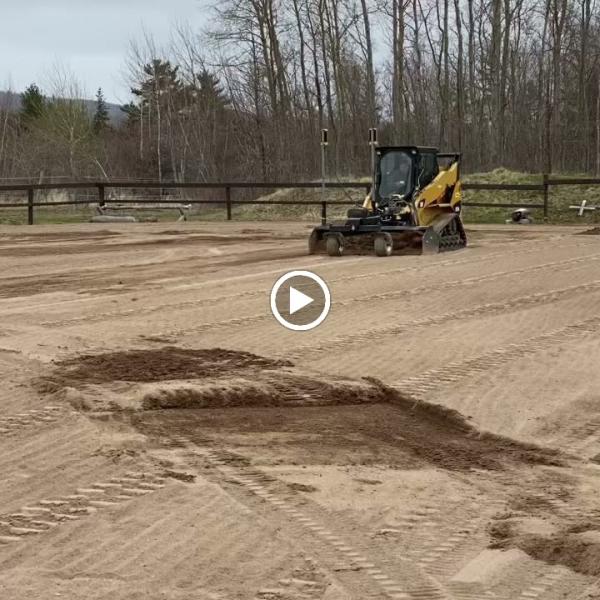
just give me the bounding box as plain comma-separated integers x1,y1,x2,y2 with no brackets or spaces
386,396,561,470
489,517,600,576
140,374,390,410
578,227,600,235
48,347,293,385
139,378,561,472
133,394,561,472
48,347,562,472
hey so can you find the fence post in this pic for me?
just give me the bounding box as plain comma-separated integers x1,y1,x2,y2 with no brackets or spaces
27,188,34,225
542,174,549,222
225,186,232,220
98,183,106,207
321,201,327,225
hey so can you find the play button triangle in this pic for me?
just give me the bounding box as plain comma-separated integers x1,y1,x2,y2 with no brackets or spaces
289,286,314,315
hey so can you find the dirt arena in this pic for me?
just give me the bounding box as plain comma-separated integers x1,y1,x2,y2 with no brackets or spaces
1,221,600,600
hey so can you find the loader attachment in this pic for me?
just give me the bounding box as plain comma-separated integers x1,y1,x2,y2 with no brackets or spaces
309,212,466,257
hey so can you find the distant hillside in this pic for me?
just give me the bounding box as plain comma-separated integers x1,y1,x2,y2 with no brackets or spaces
0,90,125,124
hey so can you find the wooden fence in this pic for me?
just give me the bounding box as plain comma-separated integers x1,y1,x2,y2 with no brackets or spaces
0,175,590,224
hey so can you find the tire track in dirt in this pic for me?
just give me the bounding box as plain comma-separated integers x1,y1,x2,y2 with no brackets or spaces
393,313,600,460
0,471,167,548
333,236,596,286
1,454,123,511
392,315,600,402
222,457,589,600
46,508,180,574
253,560,329,600
337,251,600,309
45,482,330,600
43,305,270,332
0,426,112,514
493,544,587,600
53,252,600,349
39,289,264,328
411,514,490,575
437,469,593,600
369,490,508,600
0,405,64,436
174,436,455,600
448,564,570,600
288,280,600,360
162,232,584,295
507,567,570,600
467,468,599,600
36,237,595,330
0,423,91,468
106,493,243,577
560,418,600,458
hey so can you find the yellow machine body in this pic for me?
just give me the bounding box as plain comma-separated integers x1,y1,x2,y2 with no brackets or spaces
361,159,462,226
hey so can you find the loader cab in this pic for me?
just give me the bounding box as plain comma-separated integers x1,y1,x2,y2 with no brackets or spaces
375,146,439,203
377,149,414,200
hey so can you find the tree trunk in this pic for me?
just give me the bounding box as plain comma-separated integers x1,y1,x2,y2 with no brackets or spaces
360,0,377,124
392,0,406,136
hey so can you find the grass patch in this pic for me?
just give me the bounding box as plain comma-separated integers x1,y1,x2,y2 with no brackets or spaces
463,168,600,224
232,184,365,222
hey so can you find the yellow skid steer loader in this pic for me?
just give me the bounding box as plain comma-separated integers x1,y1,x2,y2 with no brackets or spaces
309,146,467,256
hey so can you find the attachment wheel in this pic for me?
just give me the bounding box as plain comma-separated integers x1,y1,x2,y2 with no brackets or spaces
308,230,319,254
374,233,393,257
326,235,344,257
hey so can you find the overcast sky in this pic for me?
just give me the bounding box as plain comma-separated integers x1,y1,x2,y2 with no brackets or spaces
0,0,208,104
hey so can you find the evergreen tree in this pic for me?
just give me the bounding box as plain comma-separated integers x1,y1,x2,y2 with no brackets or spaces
120,101,140,125
194,69,229,110
20,83,46,124
92,87,110,133
132,60,181,103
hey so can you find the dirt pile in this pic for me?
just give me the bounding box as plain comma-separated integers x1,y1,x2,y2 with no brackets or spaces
47,347,562,472
140,374,390,410
490,520,600,576
132,395,561,471
579,227,600,235
48,347,293,386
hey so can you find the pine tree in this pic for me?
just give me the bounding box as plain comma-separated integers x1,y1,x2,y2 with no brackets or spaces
92,87,110,133
120,101,140,125
195,69,229,110
20,83,45,125
131,60,182,110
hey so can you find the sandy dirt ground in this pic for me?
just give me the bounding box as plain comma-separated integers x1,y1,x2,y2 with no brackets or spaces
1,221,600,600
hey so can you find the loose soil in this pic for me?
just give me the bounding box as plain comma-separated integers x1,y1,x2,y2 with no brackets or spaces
48,347,293,385
47,346,562,472
490,520,600,576
1,222,599,600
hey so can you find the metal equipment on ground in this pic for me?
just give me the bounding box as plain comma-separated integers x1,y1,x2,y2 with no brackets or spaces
507,208,533,224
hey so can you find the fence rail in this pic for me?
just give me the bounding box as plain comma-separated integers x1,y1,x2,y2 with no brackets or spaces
0,175,585,224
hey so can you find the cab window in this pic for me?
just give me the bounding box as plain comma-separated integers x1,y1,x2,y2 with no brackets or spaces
419,153,439,188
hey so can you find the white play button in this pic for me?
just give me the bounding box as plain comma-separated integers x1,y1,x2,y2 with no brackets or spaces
289,286,314,315
270,270,331,331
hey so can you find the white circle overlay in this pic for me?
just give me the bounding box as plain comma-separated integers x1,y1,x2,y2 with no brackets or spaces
270,270,331,331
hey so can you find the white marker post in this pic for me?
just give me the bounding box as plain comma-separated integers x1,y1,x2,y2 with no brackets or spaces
368,128,378,207
321,129,328,225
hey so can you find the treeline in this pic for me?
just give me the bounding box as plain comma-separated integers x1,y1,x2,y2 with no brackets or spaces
1,0,600,183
